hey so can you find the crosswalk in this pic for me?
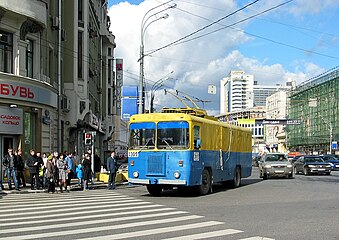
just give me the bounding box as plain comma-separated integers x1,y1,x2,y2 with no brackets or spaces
0,190,274,240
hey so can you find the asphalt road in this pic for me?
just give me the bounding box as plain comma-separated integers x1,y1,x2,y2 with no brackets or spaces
1,168,339,240
119,168,339,240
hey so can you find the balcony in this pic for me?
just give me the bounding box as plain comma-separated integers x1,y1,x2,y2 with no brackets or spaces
1,0,47,27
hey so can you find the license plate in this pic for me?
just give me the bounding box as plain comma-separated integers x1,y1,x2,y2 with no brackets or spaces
318,169,325,171
275,170,284,173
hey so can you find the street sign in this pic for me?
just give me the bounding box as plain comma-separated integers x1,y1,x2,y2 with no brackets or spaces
332,141,337,150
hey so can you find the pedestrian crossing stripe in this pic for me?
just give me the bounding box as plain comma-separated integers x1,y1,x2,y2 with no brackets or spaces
162,229,244,240
0,203,164,222
0,197,140,212
0,215,206,240
0,190,275,240
0,210,189,234
0,199,151,217
0,207,178,227
78,222,226,240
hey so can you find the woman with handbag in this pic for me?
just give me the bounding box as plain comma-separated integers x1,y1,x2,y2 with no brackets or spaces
57,153,68,193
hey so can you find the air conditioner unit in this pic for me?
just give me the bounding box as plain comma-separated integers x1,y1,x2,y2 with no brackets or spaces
61,96,70,112
51,16,60,30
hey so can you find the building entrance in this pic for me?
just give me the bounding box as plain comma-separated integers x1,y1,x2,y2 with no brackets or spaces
1,136,15,184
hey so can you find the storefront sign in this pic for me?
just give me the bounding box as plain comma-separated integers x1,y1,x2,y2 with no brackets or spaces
0,107,23,134
0,80,57,108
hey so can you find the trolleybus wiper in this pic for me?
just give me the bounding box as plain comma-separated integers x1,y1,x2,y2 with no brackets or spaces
161,139,174,151
138,138,154,152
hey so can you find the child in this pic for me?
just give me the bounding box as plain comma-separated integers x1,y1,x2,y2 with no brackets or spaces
76,163,83,186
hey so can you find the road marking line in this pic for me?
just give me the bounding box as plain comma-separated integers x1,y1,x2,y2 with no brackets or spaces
78,221,224,240
0,199,141,214
0,215,205,240
0,197,135,209
0,201,155,219
0,207,177,227
0,211,188,234
239,237,275,240
0,202,163,224
162,229,243,240
0,192,126,203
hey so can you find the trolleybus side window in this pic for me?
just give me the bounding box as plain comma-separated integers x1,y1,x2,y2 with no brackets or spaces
157,121,189,150
129,122,156,150
193,126,201,149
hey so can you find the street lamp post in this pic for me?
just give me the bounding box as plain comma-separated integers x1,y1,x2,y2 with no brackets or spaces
150,72,174,112
138,1,176,114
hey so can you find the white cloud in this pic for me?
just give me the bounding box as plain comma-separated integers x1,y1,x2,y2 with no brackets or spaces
288,0,339,15
108,0,328,115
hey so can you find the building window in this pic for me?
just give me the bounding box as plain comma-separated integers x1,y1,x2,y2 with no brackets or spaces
78,31,83,78
0,30,13,74
78,0,83,21
26,39,34,78
108,88,112,115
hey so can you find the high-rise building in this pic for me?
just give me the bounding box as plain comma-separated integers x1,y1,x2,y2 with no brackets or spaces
253,82,291,107
220,70,254,114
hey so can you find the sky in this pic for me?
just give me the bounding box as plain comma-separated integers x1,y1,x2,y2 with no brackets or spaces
107,0,339,115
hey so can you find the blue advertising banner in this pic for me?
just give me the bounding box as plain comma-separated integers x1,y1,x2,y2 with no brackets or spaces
122,86,138,97
121,97,138,121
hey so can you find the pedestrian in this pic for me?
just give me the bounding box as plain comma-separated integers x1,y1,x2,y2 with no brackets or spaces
16,149,26,188
72,152,80,169
36,152,44,189
3,148,19,191
106,151,117,190
76,163,83,187
82,155,91,191
51,152,59,187
26,149,40,190
65,152,74,191
42,153,49,189
57,153,68,193
46,155,55,193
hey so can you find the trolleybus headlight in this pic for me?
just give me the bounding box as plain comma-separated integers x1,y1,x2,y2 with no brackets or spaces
133,171,139,178
174,171,180,179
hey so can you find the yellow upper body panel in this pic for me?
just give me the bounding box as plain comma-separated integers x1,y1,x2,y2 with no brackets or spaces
129,112,252,153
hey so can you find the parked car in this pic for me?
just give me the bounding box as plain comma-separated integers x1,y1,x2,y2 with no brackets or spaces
293,156,331,175
259,153,293,180
320,155,339,171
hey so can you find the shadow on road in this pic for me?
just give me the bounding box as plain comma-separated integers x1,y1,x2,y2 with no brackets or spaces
143,177,263,198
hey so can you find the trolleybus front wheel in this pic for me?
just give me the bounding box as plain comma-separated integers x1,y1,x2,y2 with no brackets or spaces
146,185,163,196
197,169,211,195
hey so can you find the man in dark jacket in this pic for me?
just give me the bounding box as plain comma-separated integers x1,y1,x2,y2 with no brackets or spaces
3,148,19,191
106,151,117,190
16,149,26,188
26,149,40,190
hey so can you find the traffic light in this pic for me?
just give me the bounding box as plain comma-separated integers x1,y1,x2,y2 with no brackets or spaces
84,132,92,146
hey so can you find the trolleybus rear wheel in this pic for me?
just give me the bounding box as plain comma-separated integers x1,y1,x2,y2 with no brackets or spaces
231,166,241,188
146,185,163,196
197,169,211,195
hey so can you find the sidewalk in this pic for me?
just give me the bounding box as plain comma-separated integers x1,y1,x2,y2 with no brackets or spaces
0,179,130,195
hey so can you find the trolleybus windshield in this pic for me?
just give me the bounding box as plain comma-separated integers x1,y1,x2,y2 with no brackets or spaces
129,122,156,150
157,121,189,150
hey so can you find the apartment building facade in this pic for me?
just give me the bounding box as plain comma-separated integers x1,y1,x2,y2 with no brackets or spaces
0,0,125,169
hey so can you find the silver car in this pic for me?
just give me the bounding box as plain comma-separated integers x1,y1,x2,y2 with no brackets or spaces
259,153,293,179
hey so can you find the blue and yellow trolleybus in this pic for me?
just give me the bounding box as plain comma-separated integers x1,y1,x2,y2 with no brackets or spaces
128,108,252,196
